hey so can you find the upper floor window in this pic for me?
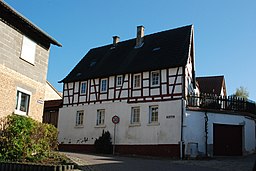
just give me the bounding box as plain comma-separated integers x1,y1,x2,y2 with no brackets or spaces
149,105,158,123
96,109,105,125
76,110,84,126
20,36,36,64
133,74,141,88
80,82,87,95
151,71,160,86
100,79,108,92
15,87,31,115
131,107,140,124
116,75,123,86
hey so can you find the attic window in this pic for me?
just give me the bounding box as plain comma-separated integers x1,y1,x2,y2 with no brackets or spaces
134,42,144,49
90,61,96,67
76,73,82,77
152,47,160,51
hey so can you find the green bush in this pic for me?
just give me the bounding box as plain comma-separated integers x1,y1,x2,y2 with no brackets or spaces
0,114,58,162
94,130,113,154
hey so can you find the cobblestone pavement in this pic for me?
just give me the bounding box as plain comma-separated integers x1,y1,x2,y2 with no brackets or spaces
64,152,256,171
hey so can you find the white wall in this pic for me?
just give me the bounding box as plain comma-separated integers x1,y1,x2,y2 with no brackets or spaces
58,100,182,145
183,110,255,156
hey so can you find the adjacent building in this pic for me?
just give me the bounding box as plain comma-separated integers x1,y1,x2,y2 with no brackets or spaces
0,1,61,121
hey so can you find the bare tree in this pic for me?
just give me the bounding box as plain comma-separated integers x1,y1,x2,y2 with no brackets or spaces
234,86,249,99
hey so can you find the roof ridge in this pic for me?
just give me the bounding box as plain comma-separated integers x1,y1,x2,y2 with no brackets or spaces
90,25,193,51
0,0,61,47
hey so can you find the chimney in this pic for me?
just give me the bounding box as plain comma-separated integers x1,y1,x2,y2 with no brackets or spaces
112,36,120,46
136,25,144,47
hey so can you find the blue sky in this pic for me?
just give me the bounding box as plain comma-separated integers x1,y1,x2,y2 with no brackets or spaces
4,0,256,100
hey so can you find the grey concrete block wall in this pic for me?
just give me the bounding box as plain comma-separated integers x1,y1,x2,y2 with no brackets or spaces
0,20,50,121
0,20,50,84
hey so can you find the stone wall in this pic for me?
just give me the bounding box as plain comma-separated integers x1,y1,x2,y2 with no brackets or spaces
0,65,46,121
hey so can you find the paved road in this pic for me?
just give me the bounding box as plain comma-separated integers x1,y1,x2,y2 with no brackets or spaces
65,152,255,171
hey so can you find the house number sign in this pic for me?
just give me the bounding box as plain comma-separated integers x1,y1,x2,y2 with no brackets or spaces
112,115,120,124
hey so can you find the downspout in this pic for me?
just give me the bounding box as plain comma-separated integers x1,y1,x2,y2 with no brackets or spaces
204,111,208,157
180,66,186,160
180,98,185,160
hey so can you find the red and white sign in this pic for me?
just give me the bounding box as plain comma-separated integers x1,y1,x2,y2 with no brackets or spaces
112,115,120,124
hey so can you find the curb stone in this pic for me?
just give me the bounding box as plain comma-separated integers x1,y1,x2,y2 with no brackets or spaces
65,154,94,171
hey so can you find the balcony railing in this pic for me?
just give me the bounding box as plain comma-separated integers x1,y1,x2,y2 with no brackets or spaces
187,93,256,115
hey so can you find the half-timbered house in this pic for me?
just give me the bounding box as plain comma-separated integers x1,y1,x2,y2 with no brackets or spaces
58,25,195,157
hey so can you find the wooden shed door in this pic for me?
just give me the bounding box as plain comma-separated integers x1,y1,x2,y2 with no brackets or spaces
43,111,59,128
213,124,242,156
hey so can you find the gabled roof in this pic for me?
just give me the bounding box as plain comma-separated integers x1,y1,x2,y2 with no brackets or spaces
0,1,61,49
196,75,226,96
61,25,193,83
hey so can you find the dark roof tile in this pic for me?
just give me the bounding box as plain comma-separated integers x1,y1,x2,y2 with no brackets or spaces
196,76,226,96
61,25,192,83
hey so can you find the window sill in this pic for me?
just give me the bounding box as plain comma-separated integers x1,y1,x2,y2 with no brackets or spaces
74,125,84,128
147,122,160,126
150,85,160,88
95,125,106,128
129,123,141,127
14,110,28,116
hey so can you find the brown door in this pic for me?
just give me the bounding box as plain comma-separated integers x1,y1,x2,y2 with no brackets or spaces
213,124,242,156
43,111,59,128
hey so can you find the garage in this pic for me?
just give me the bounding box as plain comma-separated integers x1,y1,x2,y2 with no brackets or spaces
213,124,243,156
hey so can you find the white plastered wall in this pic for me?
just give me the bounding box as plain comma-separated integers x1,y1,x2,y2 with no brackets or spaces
183,110,255,156
58,100,182,145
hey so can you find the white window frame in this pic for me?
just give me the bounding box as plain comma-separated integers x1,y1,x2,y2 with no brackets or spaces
131,107,140,124
80,81,87,95
133,74,141,88
75,110,84,126
96,109,105,126
15,87,31,116
116,75,123,86
149,105,159,123
100,79,108,92
151,71,160,86
20,36,36,65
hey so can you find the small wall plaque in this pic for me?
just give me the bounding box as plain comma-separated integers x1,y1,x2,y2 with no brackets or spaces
166,115,175,119
37,100,44,104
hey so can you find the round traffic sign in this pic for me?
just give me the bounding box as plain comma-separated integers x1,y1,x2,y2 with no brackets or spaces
112,115,120,124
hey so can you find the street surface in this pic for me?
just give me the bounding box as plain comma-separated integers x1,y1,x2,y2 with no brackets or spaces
65,152,255,171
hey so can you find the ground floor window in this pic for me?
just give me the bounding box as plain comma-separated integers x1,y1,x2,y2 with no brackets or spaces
15,87,31,115
76,110,84,126
131,107,140,124
149,105,158,123
97,109,105,125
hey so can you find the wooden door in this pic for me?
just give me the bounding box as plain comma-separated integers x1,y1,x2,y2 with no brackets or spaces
213,124,242,156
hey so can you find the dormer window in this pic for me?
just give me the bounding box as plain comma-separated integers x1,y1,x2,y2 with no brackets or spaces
90,61,96,67
151,71,160,86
